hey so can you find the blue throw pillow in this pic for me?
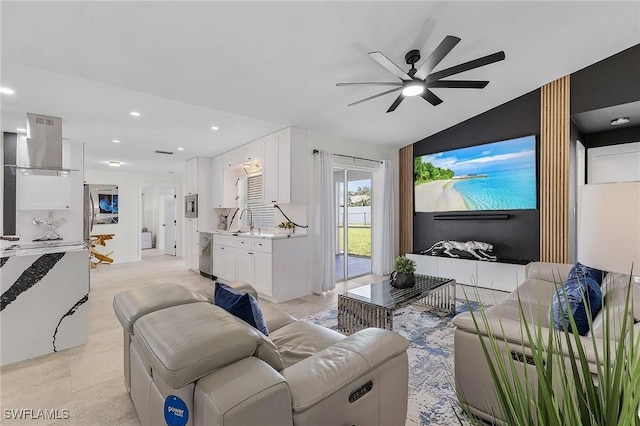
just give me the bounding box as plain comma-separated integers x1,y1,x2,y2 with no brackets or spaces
551,263,604,336
214,282,269,336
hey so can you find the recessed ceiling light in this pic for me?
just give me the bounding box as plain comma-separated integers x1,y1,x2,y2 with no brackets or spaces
112,139,120,143
0,87,15,95
178,147,184,151
108,161,121,167
211,126,219,130
16,128,27,133
130,111,141,117
611,117,630,126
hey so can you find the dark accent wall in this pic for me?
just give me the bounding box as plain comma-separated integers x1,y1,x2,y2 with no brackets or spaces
582,125,640,148
3,132,17,235
571,44,640,115
412,90,541,262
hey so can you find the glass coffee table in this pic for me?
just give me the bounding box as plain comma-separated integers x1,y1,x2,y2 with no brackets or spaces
337,274,456,334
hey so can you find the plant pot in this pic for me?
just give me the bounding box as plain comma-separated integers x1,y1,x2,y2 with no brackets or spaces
389,271,415,289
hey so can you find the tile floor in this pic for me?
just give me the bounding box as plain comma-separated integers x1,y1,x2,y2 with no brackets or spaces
0,249,508,425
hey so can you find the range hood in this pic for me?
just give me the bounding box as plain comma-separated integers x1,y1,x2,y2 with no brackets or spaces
5,113,77,176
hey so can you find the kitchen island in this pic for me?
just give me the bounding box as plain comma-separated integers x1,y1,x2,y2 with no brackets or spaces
0,241,89,365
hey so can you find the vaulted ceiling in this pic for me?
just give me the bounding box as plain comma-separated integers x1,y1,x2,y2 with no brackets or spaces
2,1,639,173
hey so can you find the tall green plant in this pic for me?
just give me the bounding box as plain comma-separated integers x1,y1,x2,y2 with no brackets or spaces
458,273,640,426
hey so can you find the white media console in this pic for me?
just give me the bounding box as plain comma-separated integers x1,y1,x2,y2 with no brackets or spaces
406,253,530,292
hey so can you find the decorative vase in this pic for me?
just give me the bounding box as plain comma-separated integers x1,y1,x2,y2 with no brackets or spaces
389,271,415,289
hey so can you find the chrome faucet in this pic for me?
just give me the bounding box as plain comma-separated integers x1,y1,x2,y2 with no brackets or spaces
239,209,254,232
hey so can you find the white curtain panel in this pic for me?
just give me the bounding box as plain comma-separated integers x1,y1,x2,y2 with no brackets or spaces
372,160,395,275
312,150,336,293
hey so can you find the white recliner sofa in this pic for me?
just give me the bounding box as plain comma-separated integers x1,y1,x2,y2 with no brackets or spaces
453,261,640,423
113,281,410,426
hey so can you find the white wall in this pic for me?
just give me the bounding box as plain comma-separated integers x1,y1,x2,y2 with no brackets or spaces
587,142,640,183
85,169,182,263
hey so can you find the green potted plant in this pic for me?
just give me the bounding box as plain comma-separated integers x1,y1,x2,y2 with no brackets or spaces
390,256,417,289
277,221,295,235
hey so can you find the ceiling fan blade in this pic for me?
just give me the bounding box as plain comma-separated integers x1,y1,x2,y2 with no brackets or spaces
368,51,412,81
421,89,443,106
386,94,405,113
336,82,403,87
425,51,505,83
427,80,489,89
414,35,461,80
347,87,402,107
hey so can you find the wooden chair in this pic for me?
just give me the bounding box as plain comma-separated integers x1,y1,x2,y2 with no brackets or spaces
90,234,115,267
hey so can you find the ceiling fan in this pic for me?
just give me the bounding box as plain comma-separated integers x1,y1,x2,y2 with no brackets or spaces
337,35,505,113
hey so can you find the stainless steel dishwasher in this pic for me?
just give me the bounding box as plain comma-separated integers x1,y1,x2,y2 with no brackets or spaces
198,232,215,280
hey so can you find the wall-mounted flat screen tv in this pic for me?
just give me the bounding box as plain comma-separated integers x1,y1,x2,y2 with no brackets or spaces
98,194,118,214
414,135,537,213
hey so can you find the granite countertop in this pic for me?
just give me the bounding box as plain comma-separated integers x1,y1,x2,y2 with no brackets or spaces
0,241,89,258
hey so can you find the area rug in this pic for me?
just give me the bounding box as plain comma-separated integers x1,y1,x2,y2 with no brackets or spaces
305,299,486,426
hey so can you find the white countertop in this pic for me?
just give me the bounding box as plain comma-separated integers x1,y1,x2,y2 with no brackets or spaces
0,241,89,258
207,229,308,240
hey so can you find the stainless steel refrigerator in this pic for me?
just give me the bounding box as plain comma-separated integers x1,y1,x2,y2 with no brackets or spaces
83,184,95,243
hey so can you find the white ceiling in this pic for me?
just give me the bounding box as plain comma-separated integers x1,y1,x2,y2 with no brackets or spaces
2,1,639,174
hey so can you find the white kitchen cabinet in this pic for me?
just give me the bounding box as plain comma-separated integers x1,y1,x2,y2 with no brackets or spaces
262,127,308,204
236,249,255,284
185,158,197,195
212,155,223,208
242,139,264,163
212,155,238,209
184,157,213,270
185,218,199,271
184,157,212,214
210,234,308,302
253,252,273,297
213,244,237,281
212,235,238,281
213,245,226,278
17,174,71,210
223,149,242,169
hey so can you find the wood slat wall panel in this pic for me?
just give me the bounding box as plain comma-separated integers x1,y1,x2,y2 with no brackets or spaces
540,76,570,263
399,145,413,255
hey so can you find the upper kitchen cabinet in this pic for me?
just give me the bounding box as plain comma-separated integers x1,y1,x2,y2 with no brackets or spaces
263,127,308,204
241,139,264,163
222,148,242,169
184,157,213,223
222,139,265,170
212,155,237,208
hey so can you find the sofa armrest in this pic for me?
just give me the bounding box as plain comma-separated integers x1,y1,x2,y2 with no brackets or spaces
527,262,573,283
454,311,611,373
283,328,408,412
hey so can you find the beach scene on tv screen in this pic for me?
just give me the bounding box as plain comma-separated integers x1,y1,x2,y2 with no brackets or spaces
414,135,537,212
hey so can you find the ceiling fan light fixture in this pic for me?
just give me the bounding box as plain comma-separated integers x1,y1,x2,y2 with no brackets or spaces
401,81,424,97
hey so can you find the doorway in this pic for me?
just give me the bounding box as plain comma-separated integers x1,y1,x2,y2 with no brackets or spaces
140,184,177,258
334,167,373,282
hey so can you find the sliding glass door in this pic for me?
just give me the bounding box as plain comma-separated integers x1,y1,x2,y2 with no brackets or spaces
335,167,373,282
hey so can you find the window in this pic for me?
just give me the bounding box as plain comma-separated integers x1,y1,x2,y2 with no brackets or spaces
239,175,274,228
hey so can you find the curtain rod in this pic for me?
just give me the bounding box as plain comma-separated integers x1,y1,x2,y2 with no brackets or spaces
312,149,383,164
